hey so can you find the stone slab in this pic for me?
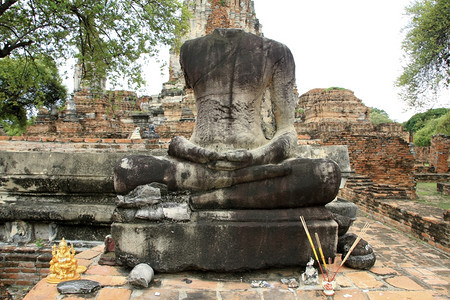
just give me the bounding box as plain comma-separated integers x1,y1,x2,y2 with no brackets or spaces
57,279,101,294
112,211,338,272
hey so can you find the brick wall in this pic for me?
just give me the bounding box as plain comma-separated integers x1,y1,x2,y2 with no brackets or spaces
0,244,51,287
430,135,449,173
340,188,449,252
414,135,449,173
414,146,430,165
320,133,416,199
0,136,171,152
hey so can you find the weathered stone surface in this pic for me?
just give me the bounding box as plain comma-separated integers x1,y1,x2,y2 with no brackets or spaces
114,29,341,211
0,151,125,241
326,198,358,235
116,184,161,208
135,207,164,220
337,233,376,270
128,263,154,288
112,208,338,272
326,198,358,219
111,29,341,273
0,152,125,194
0,203,114,224
330,213,354,236
162,203,191,220
344,252,376,270
98,252,117,266
57,279,101,294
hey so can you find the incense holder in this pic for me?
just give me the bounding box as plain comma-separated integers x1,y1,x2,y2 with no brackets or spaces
321,279,336,296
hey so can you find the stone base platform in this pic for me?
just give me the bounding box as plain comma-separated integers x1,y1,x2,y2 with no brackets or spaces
112,207,337,272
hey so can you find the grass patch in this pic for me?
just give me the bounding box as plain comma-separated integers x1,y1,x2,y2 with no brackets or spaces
415,182,450,210
324,87,346,91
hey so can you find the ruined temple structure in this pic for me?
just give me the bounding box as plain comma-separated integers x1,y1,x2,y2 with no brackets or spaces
415,134,450,174
296,88,416,200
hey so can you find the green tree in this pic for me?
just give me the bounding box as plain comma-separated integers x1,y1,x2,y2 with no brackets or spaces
396,0,449,107
413,111,450,146
369,107,393,126
0,0,189,88
403,107,449,133
0,56,66,135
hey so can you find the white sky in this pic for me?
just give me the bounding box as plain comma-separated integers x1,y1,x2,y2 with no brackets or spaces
251,0,448,122
63,0,449,123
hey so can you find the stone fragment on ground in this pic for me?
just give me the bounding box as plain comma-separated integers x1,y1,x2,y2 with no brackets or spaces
128,263,154,288
56,280,101,294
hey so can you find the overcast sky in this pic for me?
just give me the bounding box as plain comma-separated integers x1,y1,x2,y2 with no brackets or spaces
252,0,449,122
64,0,449,123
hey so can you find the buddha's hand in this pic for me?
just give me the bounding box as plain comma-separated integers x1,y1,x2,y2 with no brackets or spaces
168,136,220,164
207,149,254,170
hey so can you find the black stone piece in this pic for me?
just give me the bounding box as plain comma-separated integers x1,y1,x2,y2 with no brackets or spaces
57,280,101,294
332,213,355,236
337,233,376,270
326,198,358,236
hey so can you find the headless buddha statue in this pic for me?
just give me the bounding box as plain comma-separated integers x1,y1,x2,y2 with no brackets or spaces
114,28,341,209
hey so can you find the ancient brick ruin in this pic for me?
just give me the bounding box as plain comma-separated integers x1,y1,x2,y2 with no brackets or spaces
296,88,415,199
0,1,448,290
19,0,444,229
415,135,450,173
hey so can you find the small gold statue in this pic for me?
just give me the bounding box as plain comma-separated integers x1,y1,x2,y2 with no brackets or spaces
46,238,87,283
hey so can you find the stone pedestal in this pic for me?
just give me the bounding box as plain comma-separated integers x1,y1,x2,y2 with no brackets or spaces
112,207,337,272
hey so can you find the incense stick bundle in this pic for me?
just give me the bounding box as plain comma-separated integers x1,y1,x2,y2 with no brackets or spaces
330,222,370,281
314,232,329,278
300,216,326,280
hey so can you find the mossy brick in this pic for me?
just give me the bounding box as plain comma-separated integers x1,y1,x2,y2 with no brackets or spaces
35,262,50,268
0,261,19,267
14,246,38,254
7,254,38,262
18,262,36,268
37,254,52,262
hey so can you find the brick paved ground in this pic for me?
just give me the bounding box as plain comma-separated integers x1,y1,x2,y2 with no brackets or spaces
23,214,449,300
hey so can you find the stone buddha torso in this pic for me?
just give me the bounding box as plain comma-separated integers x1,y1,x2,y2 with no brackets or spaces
180,28,296,153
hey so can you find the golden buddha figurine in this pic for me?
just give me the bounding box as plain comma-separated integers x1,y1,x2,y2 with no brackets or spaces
46,238,86,283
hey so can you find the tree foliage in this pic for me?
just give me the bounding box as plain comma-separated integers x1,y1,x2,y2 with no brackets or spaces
0,56,66,135
0,0,190,88
369,107,393,126
413,111,450,146
396,0,449,107
403,107,449,133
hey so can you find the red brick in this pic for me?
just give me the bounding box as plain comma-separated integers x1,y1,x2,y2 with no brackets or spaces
0,136,10,140
55,138,71,143
15,246,38,253
84,138,101,143
19,262,37,268
95,287,131,300
70,138,84,142
131,139,147,144
0,261,19,267
22,278,58,300
115,139,131,144
15,280,35,286
41,137,56,142
101,139,115,143
35,262,50,268
20,268,37,274
7,254,37,261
